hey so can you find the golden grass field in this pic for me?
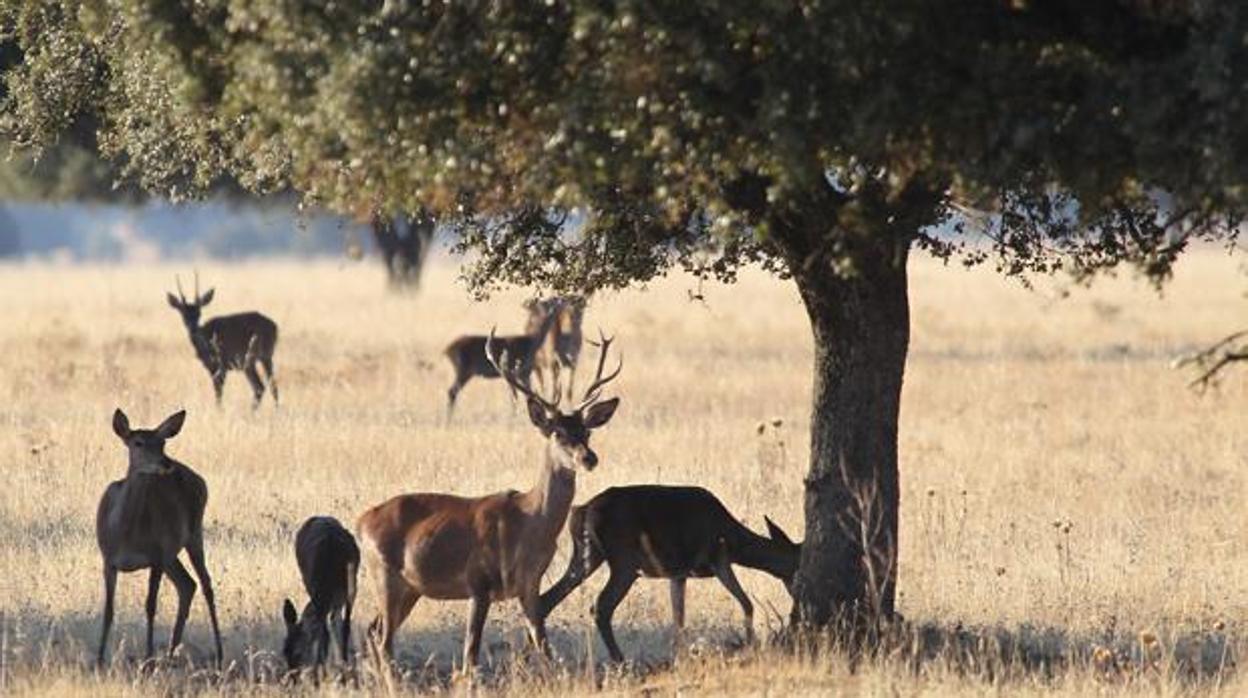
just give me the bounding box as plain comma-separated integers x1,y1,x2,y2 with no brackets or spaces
0,249,1245,696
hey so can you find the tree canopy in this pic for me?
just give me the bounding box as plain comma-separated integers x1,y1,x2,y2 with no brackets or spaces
5,1,1243,290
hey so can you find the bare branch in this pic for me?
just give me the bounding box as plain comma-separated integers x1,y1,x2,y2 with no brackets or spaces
1174,330,1248,392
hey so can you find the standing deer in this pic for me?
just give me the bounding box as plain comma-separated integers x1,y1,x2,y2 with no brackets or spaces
166,273,279,408
524,295,586,402
95,408,223,668
442,300,563,419
538,485,800,663
281,516,360,680
358,330,622,669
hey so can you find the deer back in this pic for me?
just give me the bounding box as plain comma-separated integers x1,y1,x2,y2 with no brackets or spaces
294,516,360,611
575,485,797,580
199,312,278,365
358,487,567,601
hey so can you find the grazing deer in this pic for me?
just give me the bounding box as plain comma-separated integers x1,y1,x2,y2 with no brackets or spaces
539,485,800,663
524,295,586,402
442,300,564,419
358,330,622,668
166,273,279,408
281,516,360,679
95,408,223,668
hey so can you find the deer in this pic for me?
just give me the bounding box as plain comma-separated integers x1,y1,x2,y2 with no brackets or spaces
95,408,223,668
538,485,801,663
524,295,586,402
358,329,622,669
281,516,360,681
166,273,279,408
442,299,564,419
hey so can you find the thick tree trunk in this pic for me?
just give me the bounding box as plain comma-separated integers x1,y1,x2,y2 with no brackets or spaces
789,236,911,628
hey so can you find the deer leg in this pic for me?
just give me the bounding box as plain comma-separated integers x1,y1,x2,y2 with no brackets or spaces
340,601,353,665
144,567,164,658
539,517,603,618
669,577,687,655
446,375,468,421
317,615,331,671
564,361,577,402
375,570,418,659
244,363,265,409
260,356,279,405
211,370,226,405
186,538,223,667
519,587,549,658
163,558,197,658
463,591,492,669
713,560,754,644
96,564,118,667
593,568,638,663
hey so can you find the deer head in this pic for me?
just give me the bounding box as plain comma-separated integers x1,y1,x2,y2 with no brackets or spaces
280,599,321,672
488,327,621,473
112,408,186,476
166,272,215,333
764,515,801,590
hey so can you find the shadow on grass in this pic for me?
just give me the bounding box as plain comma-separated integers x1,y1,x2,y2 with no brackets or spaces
1,604,1239,692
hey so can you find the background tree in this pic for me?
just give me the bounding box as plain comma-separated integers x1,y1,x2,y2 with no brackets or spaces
5,1,1246,630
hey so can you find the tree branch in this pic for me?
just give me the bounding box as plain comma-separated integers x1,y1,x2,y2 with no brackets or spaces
1174,330,1248,392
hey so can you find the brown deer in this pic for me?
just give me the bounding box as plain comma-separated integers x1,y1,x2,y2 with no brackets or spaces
166,273,279,408
358,330,622,669
281,516,360,679
442,300,564,419
524,295,586,402
538,485,800,663
95,408,223,668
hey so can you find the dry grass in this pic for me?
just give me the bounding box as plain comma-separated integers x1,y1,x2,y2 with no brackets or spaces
0,250,1245,695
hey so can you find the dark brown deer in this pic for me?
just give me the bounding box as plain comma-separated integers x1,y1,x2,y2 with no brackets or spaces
539,485,800,663
166,273,279,408
281,516,360,679
358,331,621,669
524,295,586,402
95,408,223,668
442,300,563,419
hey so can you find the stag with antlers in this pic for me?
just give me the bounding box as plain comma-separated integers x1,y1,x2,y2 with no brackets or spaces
167,273,280,408
358,329,622,669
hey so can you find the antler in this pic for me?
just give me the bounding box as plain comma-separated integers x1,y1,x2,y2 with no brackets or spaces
194,269,201,302
577,328,622,411
486,327,560,413
174,275,188,304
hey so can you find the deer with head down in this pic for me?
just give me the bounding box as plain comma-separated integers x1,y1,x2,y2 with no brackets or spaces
95,408,223,668
166,273,279,408
358,330,622,668
539,485,801,663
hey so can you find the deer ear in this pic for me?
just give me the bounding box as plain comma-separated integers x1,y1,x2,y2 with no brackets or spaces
283,599,298,627
199,288,215,305
166,293,182,309
526,397,551,432
582,397,619,429
112,409,131,439
765,516,796,547
155,410,187,439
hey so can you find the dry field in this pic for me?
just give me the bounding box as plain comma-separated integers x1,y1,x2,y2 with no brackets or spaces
0,250,1245,696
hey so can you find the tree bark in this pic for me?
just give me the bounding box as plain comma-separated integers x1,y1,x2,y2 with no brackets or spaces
787,229,911,629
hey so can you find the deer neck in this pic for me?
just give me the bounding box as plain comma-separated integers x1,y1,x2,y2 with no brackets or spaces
523,450,577,537
729,527,797,581
110,468,167,533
